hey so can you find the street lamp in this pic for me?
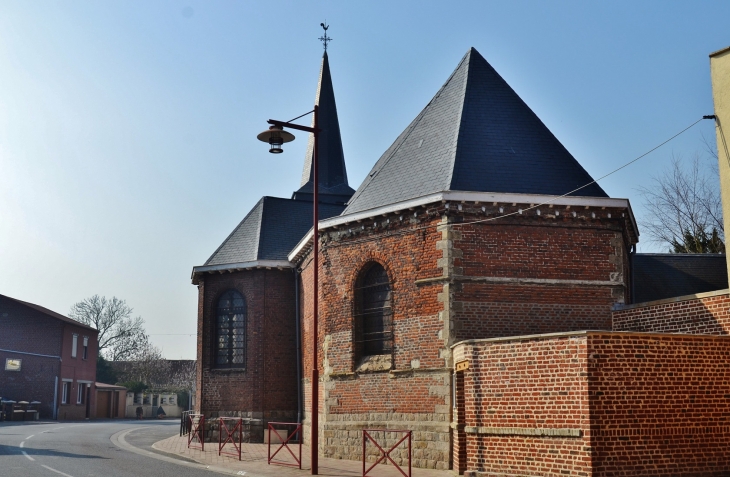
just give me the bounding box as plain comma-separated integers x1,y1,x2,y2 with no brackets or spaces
257,105,321,475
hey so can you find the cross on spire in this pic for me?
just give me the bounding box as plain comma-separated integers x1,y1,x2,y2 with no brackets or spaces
319,22,332,51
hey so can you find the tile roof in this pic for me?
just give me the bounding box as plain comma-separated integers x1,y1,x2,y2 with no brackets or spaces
294,52,355,205
632,253,728,303
203,196,345,266
0,293,97,332
344,47,607,215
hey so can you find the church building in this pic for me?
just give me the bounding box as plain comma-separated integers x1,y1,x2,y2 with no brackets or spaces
193,44,730,476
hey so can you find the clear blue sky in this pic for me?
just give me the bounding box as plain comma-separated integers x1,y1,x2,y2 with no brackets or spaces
1,1,728,359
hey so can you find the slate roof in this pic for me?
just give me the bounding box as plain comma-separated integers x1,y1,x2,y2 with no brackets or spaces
293,52,355,205
203,197,345,266
0,293,97,332
632,254,728,303
344,47,607,215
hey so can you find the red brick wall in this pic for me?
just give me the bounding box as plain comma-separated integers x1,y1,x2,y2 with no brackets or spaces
453,218,630,339
453,334,591,477
296,204,632,469
454,332,730,477
196,269,298,435
58,321,99,420
613,290,730,334
588,332,730,477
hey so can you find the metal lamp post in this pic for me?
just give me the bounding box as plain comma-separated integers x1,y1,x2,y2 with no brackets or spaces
257,105,321,475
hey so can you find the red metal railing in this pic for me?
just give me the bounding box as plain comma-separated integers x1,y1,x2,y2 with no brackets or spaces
218,417,243,460
362,429,412,477
187,413,205,451
267,422,302,469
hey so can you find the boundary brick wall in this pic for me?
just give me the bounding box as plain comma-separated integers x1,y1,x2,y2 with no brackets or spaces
453,334,592,477
453,331,730,477
196,269,298,441
613,289,730,334
588,332,730,477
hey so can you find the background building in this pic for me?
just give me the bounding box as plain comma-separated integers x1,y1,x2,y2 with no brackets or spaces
1,293,98,420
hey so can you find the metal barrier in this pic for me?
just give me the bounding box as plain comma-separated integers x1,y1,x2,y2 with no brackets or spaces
180,410,193,437
267,421,302,469
218,417,243,460
187,413,205,451
362,429,412,477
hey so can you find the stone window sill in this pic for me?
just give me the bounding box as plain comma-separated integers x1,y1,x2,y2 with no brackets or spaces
355,354,392,373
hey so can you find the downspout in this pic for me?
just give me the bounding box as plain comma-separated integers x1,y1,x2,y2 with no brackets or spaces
629,244,636,304
53,376,58,420
294,268,302,425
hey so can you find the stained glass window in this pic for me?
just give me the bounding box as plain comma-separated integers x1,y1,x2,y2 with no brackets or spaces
215,290,247,368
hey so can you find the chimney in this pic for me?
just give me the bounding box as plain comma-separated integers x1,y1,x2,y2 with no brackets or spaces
710,46,730,280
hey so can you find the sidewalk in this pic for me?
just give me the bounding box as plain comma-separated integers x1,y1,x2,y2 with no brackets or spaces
152,433,454,477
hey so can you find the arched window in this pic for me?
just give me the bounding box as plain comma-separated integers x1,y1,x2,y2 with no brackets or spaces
354,262,393,357
215,290,246,368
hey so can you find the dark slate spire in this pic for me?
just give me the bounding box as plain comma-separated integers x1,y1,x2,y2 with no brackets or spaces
344,47,607,215
292,51,355,205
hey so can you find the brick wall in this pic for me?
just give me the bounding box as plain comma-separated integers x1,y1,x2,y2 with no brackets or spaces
453,331,730,477
58,321,99,420
296,203,632,470
613,289,730,334
588,332,730,476
196,269,298,440
453,334,591,477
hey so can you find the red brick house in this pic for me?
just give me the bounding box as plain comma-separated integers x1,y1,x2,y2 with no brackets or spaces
0,293,98,420
193,45,730,476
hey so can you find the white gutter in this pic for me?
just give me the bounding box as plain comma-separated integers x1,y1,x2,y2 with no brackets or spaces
191,260,293,278
287,191,639,262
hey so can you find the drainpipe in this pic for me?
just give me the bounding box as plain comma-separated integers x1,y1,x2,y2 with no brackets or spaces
53,376,58,420
294,268,302,425
630,244,636,304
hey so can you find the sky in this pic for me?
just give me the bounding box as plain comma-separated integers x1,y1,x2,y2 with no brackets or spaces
1,1,728,359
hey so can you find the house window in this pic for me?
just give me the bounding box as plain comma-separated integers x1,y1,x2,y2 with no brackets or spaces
82,336,88,360
61,382,70,404
354,262,393,358
161,396,167,405
71,334,78,358
77,383,86,405
215,290,247,368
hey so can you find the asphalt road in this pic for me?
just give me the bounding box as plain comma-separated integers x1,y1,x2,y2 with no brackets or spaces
0,420,219,477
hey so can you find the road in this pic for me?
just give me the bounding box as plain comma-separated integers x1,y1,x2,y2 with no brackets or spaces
0,420,220,477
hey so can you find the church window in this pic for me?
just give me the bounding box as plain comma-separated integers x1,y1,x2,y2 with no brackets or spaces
215,290,247,368
354,262,393,358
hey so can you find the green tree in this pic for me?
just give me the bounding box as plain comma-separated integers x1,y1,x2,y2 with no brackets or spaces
96,355,119,384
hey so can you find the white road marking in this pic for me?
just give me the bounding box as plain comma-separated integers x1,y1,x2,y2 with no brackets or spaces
20,441,24,448
25,435,34,440
41,465,75,477
21,451,34,461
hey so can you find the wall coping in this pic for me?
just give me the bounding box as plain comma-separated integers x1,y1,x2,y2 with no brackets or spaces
451,329,730,349
613,288,730,311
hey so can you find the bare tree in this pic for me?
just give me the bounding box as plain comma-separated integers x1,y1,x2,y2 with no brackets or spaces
121,342,171,387
169,360,197,391
69,295,150,361
639,153,724,253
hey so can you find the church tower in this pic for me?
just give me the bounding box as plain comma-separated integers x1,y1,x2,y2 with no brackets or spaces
191,47,353,442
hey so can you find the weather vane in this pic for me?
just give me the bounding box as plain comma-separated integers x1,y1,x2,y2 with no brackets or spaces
319,22,332,51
